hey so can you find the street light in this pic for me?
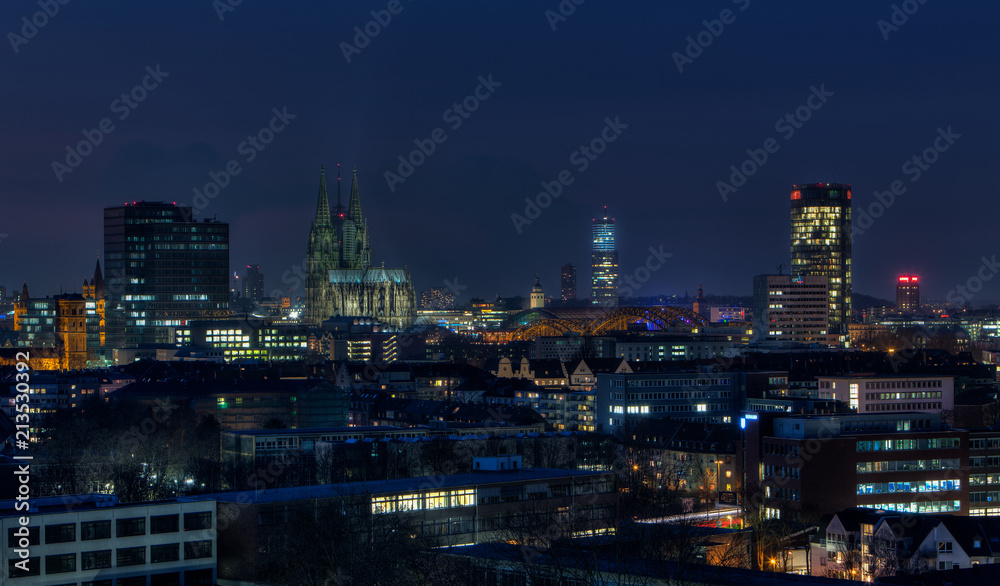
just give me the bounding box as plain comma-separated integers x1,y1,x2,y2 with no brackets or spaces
714,459,723,499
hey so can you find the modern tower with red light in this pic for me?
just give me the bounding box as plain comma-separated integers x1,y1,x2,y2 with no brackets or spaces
896,275,920,313
789,183,852,343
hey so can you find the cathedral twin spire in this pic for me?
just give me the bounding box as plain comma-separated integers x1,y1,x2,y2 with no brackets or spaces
305,164,415,328
314,166,332,226
313,164,363,224
309,165,370,271
347,165,363,221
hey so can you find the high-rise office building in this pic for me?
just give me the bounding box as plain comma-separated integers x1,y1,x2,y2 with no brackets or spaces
560,263,576,301
242,264,264,303
104,201,230,349
896,275,920,313
790,183,852,341
752,274,837,346
591,208,618,307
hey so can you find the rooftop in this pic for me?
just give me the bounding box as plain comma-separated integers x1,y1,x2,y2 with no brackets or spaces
0,495,212,519
195,468,610,505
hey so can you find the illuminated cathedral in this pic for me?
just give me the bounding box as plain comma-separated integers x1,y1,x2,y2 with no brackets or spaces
305,166,416,329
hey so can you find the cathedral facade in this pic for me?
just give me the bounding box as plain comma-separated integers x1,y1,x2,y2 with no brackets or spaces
305,166,416,329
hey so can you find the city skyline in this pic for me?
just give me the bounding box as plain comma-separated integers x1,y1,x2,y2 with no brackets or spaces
6,3,1000,584
4,2,998,304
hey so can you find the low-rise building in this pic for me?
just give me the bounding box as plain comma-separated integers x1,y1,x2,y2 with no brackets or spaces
596,369,781,431
199,463,617,583
1,494,216,585
811,507,1000,580
169,319,308,362
814,375,954,417
744,412,968,521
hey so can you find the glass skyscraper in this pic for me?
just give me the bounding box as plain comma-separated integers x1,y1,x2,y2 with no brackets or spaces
591,208,618,307
789,183,852,341
104,202,229,349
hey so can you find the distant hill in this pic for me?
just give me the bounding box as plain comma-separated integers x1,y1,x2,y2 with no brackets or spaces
854,292,893,309
616,291,892,310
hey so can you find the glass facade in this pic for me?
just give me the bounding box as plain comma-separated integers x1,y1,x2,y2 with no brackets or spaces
790,183,852,340
591,210,618,307
104,202,229,349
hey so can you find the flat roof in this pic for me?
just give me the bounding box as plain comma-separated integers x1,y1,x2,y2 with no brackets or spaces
0,496,213,519
816,374,951,379
194,468,611,505
223,426,404,437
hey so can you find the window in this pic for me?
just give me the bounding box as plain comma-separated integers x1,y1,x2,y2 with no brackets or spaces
151,572,182,586
184,540,212,560
151,543,180,563
185,569,214,586
81,550,112,570
451,489,476,507
7,526,39,547
45,523,75,544
44,553,76,574
938,541,953,554
372,496,396,514
425,491,448,510
117,546,146,567
7,557,40,577
151,515,179,534
184,512,213,531
117,517,146,537
81,520,111,540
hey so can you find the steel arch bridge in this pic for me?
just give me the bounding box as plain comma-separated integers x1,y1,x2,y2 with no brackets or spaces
510,306,710,340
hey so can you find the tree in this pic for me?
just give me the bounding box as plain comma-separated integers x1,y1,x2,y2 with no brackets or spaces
256,497,423,585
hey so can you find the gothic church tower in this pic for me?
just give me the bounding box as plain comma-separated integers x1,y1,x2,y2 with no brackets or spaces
305,167,339,325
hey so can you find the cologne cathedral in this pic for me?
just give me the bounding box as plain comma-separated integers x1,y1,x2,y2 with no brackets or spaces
305,165,416,329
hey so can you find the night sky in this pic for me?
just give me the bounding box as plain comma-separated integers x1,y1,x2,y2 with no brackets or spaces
4,0,998,305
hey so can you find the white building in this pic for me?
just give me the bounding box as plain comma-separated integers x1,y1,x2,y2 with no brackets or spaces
1,495,216,585
813,375,954,416
812,507,1000,580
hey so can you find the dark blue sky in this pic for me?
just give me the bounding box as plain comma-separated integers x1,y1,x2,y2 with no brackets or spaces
3,0,998,305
